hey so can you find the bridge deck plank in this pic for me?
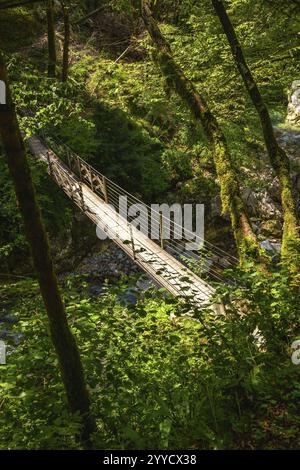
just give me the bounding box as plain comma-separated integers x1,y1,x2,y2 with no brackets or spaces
28,135,214,307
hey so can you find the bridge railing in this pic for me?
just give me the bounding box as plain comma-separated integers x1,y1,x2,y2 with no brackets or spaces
38,130,238,286
40,149,216,302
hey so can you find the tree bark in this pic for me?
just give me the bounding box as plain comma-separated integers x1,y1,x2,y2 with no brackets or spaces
61,1,70,82
46,0,57,78
141,0,261,262
0,52,96,448
211,0,300,268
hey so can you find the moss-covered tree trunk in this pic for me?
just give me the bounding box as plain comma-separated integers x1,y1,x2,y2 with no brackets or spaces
61,1,70,82
141,0,260,262
211,0,300,268
46,0,57,78
0,52,96,447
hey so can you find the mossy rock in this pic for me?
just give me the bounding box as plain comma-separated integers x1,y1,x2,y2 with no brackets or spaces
260,219,282,238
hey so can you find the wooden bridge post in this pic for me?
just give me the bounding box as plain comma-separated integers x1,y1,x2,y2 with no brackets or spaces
89,167,94,192
46,150,53,177
103,176,108,203
77,156,82,181
78,181,84,208
160,212,165,249
129,223,136,260
66,148,71,170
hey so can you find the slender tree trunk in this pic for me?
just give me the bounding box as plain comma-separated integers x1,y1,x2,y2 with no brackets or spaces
173,0,180,24
211,0,300,268
46,0,57,78
61,1,70,82
141,0,261,262
0,53,96,447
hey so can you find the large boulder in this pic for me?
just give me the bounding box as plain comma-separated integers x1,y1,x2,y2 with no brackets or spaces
287,80,300,125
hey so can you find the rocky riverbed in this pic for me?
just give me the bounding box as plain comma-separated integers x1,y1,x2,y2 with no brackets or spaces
68,242,157,304
72,243,142,281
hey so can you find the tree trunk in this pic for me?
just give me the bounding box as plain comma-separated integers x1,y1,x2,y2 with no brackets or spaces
46,0,57,78
141,0,261,262
0,53,96,448
61,1,70,82
211,0,300,268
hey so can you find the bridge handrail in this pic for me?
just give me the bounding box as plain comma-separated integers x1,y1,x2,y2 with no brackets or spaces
38,130,238,287
39,129,238,265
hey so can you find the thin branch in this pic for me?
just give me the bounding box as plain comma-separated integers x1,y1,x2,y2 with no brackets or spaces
114,45,131,63
73,5,106,25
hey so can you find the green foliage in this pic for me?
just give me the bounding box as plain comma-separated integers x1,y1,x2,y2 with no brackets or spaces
1,0,300,452
0,150,72,272
0,8,40,52
0,270,299,450
7,54,93,138
91,102,168,200
71,52,219,201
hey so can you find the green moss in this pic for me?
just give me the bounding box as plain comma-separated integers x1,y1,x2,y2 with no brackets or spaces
277,160,300,272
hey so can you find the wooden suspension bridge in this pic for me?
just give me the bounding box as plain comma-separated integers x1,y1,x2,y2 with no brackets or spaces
28,133,237,309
